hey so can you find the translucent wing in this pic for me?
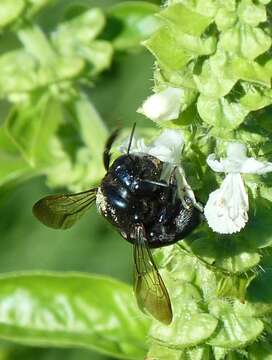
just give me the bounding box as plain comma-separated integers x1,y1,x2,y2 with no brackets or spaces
33,188,97,229
133,224,173,325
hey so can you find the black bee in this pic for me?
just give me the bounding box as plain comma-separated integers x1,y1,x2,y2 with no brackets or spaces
33,124,200,325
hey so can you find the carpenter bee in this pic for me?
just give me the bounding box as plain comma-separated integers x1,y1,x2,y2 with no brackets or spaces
33,124,201,325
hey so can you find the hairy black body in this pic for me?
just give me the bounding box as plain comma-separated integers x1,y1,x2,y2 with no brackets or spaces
97,154,200,248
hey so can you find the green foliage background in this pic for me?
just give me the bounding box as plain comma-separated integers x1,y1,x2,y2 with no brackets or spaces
0,0,159,359
1,0,272,359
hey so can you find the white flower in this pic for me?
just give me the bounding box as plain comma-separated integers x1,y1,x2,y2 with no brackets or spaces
204,142,272,234
121,129,184,164
137,87,182,122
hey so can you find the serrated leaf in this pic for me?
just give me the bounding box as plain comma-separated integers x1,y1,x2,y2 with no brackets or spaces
150,282,218,348
216,273,254,301
145,26,193,71
0,0,25,28
167,0,218,18
106,1,160,50
240,83,272,111
190,236,261,273
5,94,63,166
238,0,267,27
194,49,237,98
230,57,271,87
207,299,264,348
159,3,213,36
220,24,271,60
197,95,249,130
148,343,183,360
215,7,237,31
148,346,212,360
0,272,148,360
158,62,197,89
171,28,216,56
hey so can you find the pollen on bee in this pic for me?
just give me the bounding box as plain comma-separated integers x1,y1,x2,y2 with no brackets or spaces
96,187,107,214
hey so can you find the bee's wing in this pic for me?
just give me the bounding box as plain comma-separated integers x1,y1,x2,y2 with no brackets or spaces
133,224,173,325
33,188,97,229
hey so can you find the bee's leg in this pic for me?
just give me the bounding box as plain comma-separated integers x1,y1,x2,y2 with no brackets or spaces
168,167,179,206
103,129,120,171
175,166,203,212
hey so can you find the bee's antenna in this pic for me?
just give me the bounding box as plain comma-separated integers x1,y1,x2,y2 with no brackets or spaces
127,123,136,154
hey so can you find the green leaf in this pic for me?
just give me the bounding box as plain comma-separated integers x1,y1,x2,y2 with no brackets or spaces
45,92,108,192
53,8,105,55
150,281,218,348
18,26,86,81
106,1,160,50
190,236,261,273
197,95,249,130
0,128,33,186
77,40,113,76
179,0,219,17
18,26,57,66
159,3,213,36
230,58,271,87
144,26,193,71
194,49,237,98
248,341,272,360
148,345,212,360
240,197,272,249
220,24,271,60
171,28,216,56
207,299,263,348
240,83,272,111
0,44,84,98
0,0,25,28
215,7,237,31
148,343,183,360
0,50,34,97
5,94,63,166
72,93,108,162
238,0,267,27
246,270,272,316
0,272,149,360
213,346,228,360
216,273,254,301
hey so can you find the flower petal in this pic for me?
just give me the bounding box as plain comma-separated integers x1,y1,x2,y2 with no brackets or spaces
148,129,184,164
204,173,249,234
207,154,225,172
119,137,148,154
137,87,182,122
226,142,247,162
240,158,272,174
